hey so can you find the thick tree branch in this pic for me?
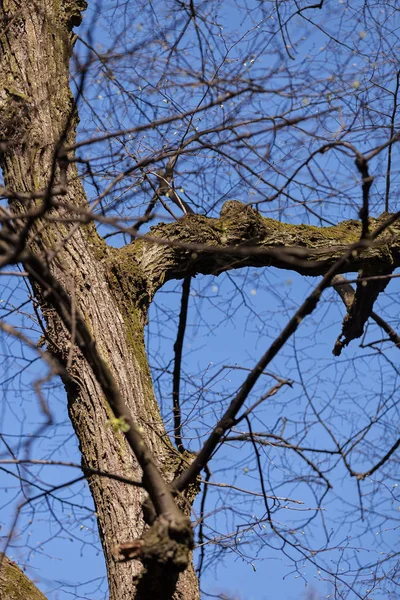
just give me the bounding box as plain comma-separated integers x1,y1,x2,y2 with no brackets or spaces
0,554,47,600
126,201,400,298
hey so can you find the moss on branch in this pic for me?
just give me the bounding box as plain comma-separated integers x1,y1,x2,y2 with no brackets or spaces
0,554,47,600
114,201,400,298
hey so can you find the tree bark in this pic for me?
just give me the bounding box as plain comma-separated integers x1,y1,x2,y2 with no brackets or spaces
131,200,399,294
0,554,47,600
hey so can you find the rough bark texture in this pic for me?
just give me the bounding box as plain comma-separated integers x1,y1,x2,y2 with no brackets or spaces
0,2,199,599
0,554,47,600
132,200,400,295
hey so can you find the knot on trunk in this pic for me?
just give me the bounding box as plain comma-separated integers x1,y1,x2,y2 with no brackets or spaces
113,513,193,571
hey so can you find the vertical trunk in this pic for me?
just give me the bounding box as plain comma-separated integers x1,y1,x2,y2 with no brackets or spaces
0,2,199,598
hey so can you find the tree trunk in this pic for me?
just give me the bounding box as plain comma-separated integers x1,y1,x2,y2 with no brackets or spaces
0,2,199,598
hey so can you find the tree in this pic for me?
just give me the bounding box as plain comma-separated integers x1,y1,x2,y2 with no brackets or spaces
0,1,399,599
